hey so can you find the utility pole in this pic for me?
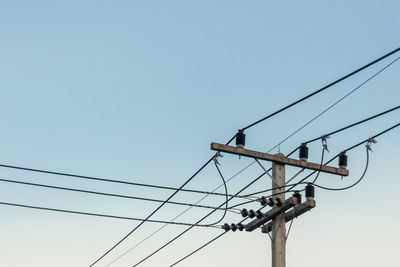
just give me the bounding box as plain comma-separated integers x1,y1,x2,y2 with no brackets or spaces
271,158,285,267
211,142,348,267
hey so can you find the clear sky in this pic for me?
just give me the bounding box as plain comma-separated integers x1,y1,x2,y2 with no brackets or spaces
0,1,399,267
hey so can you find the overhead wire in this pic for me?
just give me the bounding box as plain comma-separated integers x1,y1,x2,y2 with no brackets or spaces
0,201,221,228
0,163,251,200
0,177,240,212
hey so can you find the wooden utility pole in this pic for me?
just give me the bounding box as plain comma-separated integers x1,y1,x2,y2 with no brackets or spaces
211,142,348,267
271,158,286,267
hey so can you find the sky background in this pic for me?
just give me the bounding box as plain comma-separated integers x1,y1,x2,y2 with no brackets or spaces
0,1,399,266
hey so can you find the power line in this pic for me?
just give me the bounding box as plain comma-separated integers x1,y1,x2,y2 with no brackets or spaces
168,122,400,266
241,46,400,131
0,177,235,212
304,105,400,144
0,201,221,228
0,163,251,200
93,47,400,265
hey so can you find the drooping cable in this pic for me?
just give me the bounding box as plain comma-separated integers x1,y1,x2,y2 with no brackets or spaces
314,147,369,191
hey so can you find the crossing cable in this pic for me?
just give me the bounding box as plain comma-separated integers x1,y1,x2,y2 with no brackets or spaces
0,177,237,212
0,201,221,228
106,160,255,267
168,122,400,266
241,46,400,131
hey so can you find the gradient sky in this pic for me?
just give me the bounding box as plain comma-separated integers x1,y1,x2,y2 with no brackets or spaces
0,1,399,267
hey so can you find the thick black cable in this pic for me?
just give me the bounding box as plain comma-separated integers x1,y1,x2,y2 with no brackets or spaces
242,46,400,131
0,201,221,228
311,147,325,184
304,105,400,144
169,122,400,266
0,177,232,212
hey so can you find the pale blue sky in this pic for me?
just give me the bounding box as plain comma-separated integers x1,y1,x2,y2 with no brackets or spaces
0,1,399,267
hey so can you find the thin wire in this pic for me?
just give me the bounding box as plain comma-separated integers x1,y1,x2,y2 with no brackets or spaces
285,219,294,241
0,201,221,228
314,147,369,191
241,46,400,131
0,177,234,212
266,55,400,153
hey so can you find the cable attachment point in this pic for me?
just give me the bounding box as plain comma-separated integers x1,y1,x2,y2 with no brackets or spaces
321,135,330,152
213,152,224,165
366,137,377,151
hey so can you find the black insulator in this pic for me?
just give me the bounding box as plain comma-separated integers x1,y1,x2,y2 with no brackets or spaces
305,183,315,198
248,209,256,218
299,143,309,161
275,198,282,207
222,223,230,232
231,223,237,232
268,197,275,207
256,210,263,219
236,130,246,148
293,191,302,203
241,208,249,218
237,223,244,231
339,152,348,169
260,196,268,206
